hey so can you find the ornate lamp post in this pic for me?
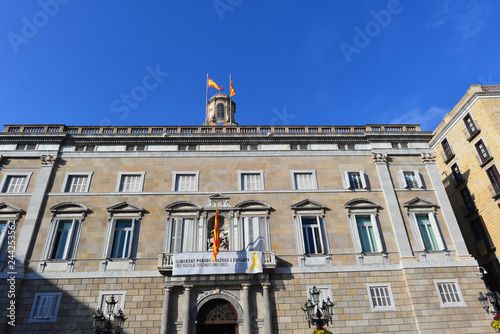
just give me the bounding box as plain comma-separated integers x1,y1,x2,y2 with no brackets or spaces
302,286,335,329
92,296,127,333
478,289,500,316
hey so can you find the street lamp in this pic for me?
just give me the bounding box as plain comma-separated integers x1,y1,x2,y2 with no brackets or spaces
92,296,127,333
302,286,335,329
478,289,500,316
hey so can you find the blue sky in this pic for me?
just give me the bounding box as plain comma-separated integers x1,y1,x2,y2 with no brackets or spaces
1,0,499,131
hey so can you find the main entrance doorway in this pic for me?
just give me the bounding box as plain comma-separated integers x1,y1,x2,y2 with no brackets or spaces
196,299,238,334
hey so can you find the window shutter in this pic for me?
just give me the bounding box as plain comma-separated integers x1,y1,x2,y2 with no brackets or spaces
63,220,77,259
414,169,424,188
106,219,117,258
398,170,406,188
173,218,183,253
429,213,445,250
126,219,136,258
360,170,368,189
342,171,349,189
370,214,382,252
410,213,425,251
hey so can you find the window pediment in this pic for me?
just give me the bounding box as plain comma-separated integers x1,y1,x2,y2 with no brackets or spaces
107,201,146,218
0,202,24,219
49,202,89,218
403,197,439,212
165,201,202,213
235,200,271,211
344,198,380,209
291,199,328,217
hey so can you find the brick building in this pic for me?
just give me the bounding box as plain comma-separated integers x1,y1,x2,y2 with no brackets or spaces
0,93,493,333
430,84,500,291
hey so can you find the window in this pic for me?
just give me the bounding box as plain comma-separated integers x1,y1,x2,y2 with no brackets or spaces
173,172,199,191
434,280,466,307
356,216,380,253
28,292,62,323
216,103,224,120
463,114,480,139
239,171,264,191
301,217,324,254
116,172,145,192
98,291,126,314
459,187,476,214
398,170,423,189
366,284,396,311
486,165,500,196
168,217,197,253
291,170,317,190
469,216,493,256
450,163,464,185
241,216,265,251
62,172,92,193
415,214,443,251
441,138,454,163
48,220,78,259
104,202,144,261
342,171,368,190
475,139,492,165
0,173,32,193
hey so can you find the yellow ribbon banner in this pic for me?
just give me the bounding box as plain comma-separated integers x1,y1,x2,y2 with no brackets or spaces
249,252,261,271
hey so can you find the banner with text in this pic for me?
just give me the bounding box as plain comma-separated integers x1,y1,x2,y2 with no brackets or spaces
172,251,263,276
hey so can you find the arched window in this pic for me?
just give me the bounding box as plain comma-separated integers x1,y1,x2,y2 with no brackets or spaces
216,103,225,121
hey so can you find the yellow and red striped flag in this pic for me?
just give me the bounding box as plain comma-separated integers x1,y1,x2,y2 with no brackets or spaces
230,78,236,97
208,77,223,91
212,205,220,261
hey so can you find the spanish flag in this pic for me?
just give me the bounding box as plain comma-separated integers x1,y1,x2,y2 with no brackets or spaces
213,205,220,261
230,78,236,97
208,77,223,91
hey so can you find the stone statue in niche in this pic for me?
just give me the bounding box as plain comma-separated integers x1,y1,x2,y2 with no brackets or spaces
207,215,229,251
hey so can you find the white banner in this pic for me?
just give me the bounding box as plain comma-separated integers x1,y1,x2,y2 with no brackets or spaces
172,251,263,276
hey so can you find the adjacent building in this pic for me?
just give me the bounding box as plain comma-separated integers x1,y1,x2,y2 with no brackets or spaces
0,93,493,333
430,84,500,291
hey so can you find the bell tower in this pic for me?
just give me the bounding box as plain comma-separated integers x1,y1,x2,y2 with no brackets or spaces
204,93,237,126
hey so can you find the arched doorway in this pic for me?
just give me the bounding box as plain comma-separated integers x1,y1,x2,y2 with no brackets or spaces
196,299,238,334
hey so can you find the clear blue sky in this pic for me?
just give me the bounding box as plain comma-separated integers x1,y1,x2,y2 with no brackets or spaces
1,0,499,131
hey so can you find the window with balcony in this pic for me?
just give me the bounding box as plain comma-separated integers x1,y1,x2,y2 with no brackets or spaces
459,187,476,215
469,216,494,256
486,164,500,197
0,173,32,193
474,139,492,166
450,163,464,185
463,114,480,140
441,138,454,163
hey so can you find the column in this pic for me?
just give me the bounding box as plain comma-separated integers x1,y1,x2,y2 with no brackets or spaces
15,155,58,269
242,284,251,334
422,153,471,258
181,285,192,334
372,153,414,260
262,283,272,334
161,286,172,334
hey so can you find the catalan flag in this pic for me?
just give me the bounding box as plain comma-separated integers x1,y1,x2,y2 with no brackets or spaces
212,205,220,261
230,77,236,97
208,77,223,91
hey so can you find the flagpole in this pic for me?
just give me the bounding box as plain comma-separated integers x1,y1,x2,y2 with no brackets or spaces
229,74,232,125
205,73,209,125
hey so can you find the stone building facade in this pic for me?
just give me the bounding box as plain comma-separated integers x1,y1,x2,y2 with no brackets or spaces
430,84,500,291
0,93,493,333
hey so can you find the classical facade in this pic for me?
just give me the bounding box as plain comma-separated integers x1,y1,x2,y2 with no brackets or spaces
430,84,500,291
0,93,493,333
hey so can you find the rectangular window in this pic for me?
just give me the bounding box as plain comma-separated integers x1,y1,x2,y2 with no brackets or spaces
356,216,378,252
301,217,324,254
450,163,464,185
111,220,133,258
175,174,197,191
486,165,500,196
241,173,262,191
367,284,396,311
242,217,264,251
64,175,90,193
464,114,479,138
434,280,466,307
119,174,142,192
441,139,454,162
460,188,476,214
475,139,492,165
169,218,196,253
1,175,28,193
404,172,418,188
416,214,440,250
28,293,62,323
49,220,77,260
293,171,316,190
469,216,493,256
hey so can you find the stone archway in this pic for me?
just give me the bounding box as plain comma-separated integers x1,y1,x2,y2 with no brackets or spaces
196,298,238,334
